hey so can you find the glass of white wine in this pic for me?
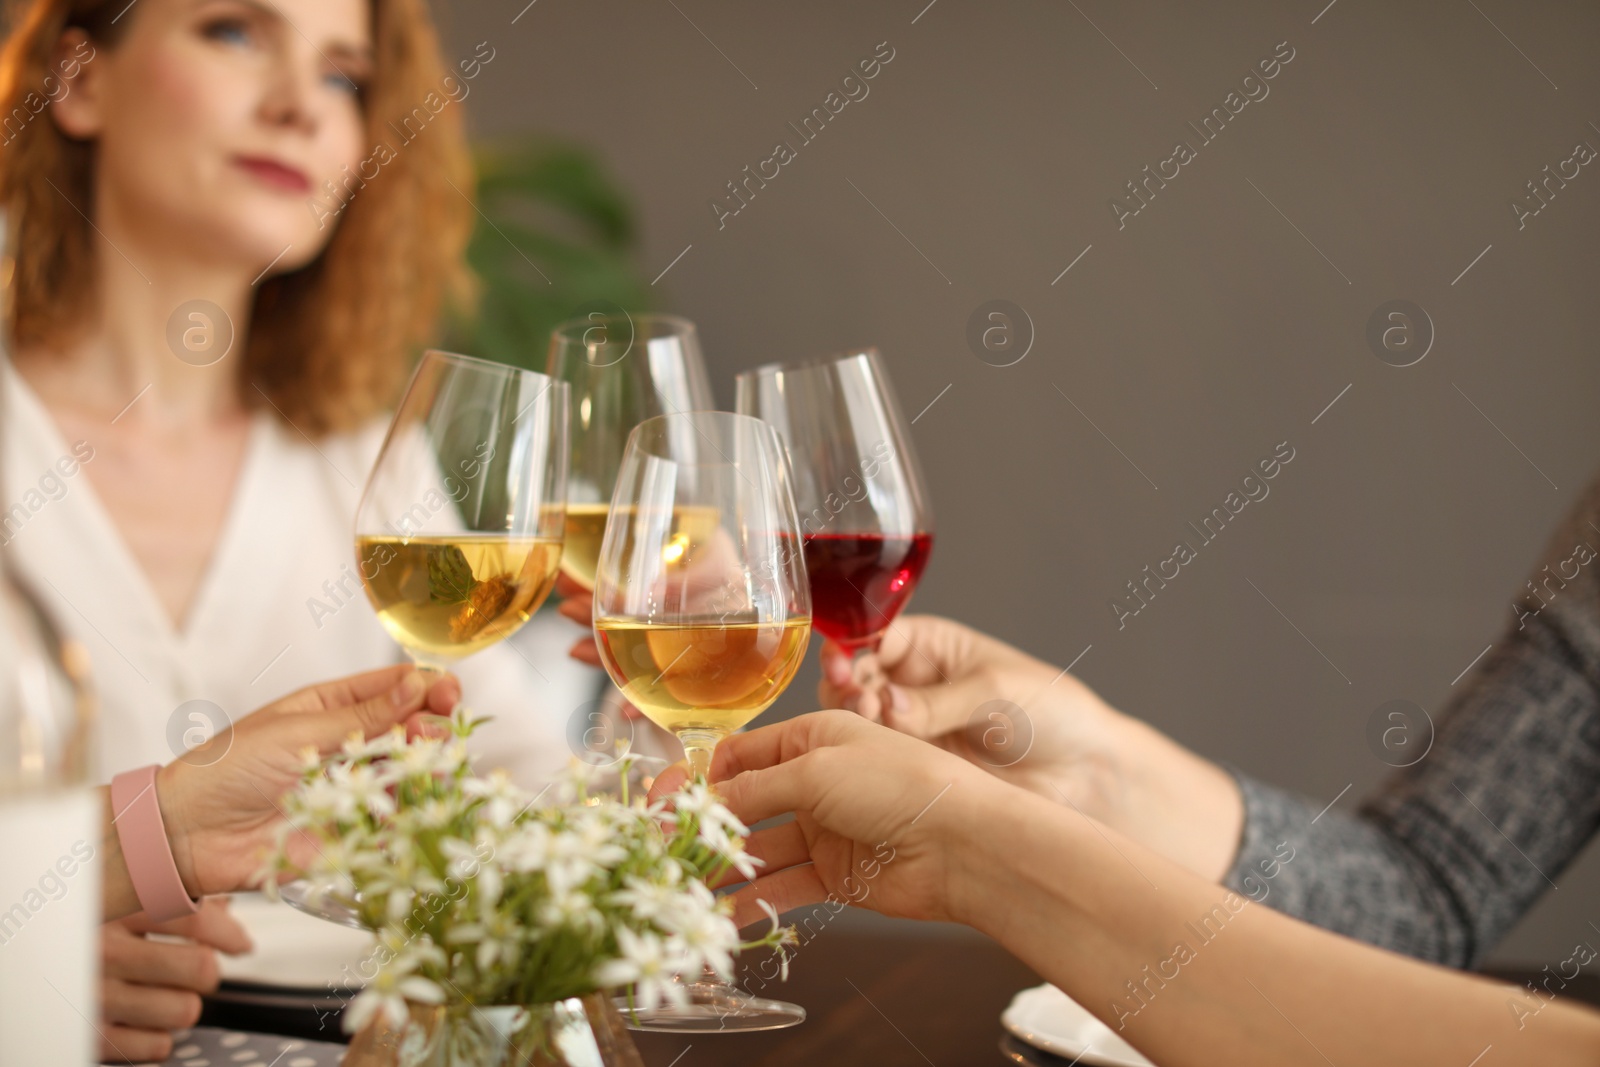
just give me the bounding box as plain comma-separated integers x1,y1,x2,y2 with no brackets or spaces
593,411,812,1032
355,350,568,669
547,313,712,592
282,349,568,926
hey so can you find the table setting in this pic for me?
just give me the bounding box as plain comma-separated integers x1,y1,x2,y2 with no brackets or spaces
1,306,1592,1067
132,314,946,1066
4,1,1600,1061
23,309,1587,1067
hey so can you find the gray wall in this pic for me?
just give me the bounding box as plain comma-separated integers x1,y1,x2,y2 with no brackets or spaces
434,0,1600,965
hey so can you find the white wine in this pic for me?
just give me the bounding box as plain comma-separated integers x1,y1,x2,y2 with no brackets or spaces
593,617,811,735
559,503,609,591
358,535,562,661
584,504,723,589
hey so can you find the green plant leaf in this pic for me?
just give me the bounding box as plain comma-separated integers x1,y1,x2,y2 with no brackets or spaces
443,137,653,371
427,544,476,604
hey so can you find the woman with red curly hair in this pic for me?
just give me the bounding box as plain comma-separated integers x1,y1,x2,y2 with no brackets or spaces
0,0,580,1058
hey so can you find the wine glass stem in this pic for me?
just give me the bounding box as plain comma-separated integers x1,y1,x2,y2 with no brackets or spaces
678,728,721,783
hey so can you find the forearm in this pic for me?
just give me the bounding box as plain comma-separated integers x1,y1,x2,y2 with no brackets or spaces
98,786,141,922
1101,714,1243,882
951,781,1600,1067
1026,709,1244,883
99,765,201,923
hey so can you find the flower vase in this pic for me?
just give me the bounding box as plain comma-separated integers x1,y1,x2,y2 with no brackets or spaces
342,995,645,1067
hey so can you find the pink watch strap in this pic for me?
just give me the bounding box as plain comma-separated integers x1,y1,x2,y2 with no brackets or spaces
110,764,200,922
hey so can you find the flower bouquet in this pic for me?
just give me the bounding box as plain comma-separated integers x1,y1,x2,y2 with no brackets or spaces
261,712,794,1067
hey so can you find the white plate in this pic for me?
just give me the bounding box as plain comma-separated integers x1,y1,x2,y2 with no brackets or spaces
1000,984,1155,1067
217,894,377,990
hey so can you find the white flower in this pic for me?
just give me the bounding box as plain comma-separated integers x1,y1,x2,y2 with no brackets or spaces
446,909,525,972
540,887,600,933
440,835,502,906
410,796,461,829
572,813,628,869
341,726,405,762
611,877,679,923
544,829,600,895
393,735,454,778
464,769,529,828
328,762,395,820
497,819,552,873
593,927,692,1012
666,907,737,981
382,887,413,926
291,775,351,824
669,787,761,881
343,961,444,1035
273,708,776,1018
714,837,763,882
673,783,750,840
755,899,794,980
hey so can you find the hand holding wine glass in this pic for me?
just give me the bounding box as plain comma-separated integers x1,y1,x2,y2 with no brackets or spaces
818,613,1247,882
646,710,993,929
282,350,567,926
817,614,1119,785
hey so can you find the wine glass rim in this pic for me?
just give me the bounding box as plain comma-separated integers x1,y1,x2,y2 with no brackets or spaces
628,409,782,461
422,348,557,383
736,347,882,381
632,409,766,433
551,312,698,344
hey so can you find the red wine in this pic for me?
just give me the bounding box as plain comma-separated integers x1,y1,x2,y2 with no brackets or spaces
803,532,933,649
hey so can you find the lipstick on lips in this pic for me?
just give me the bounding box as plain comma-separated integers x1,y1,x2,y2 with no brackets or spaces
233,155,312,194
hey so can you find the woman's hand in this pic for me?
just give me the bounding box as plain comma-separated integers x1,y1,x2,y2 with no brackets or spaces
653,719,1600,1067
651,711,1003,929
820,615,1121,799
820,615,1244,881
151,664,459,902
98,898,251,1063
557,574,605,670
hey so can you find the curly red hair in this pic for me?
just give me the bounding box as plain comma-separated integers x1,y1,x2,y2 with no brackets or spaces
0,0,475,435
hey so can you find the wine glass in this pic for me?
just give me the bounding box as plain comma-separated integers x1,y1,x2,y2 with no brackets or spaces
735,349,934,663
355,350,568,670
592,411,811,1032
283,349,568,925
547,313,713,592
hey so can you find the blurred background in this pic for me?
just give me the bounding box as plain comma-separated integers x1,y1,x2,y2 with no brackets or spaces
431,0,1600,966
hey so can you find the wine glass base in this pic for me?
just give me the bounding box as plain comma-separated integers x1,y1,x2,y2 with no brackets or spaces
613,987,806,1033
278,878,367,930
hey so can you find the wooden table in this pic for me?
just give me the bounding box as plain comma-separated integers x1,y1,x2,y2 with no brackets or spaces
200,910,1600,1066
631,914,1039,1067
201,912,1040,1065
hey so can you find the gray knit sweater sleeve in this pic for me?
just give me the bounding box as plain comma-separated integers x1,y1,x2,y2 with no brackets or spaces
1223,475,1600,968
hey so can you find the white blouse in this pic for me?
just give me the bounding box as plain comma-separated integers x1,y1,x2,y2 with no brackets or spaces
0,357,597,789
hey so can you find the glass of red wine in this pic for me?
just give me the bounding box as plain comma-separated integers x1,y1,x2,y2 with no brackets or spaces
735,349,933,660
